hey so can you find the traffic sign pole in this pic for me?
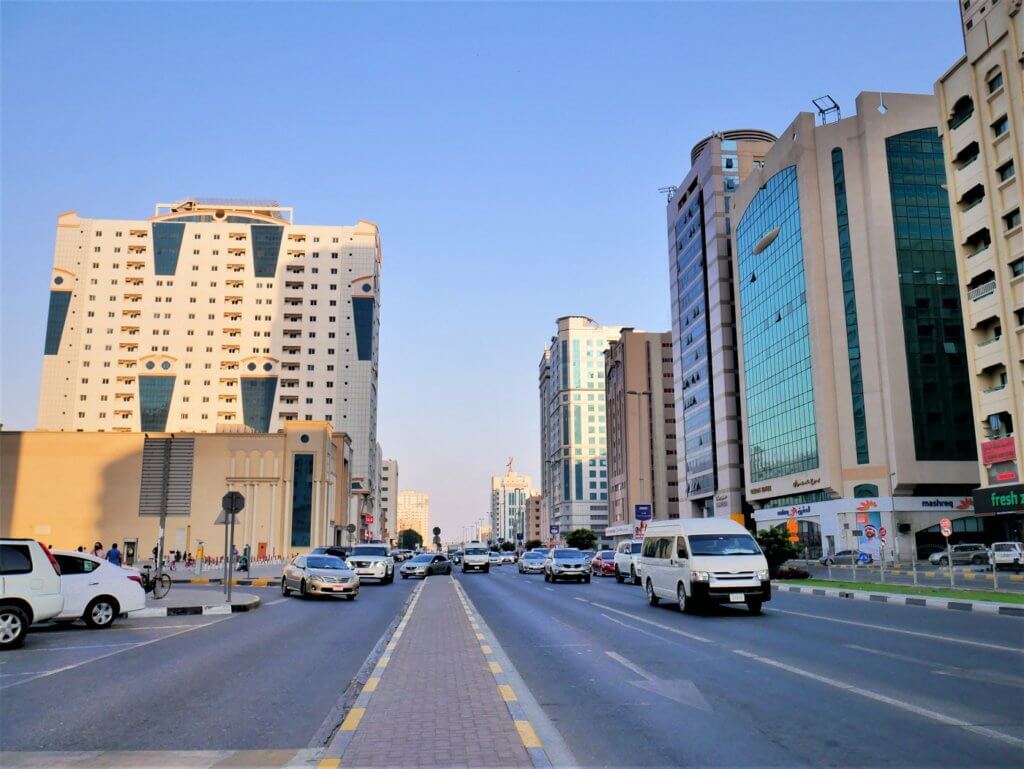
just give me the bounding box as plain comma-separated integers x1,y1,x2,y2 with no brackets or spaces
940,518,953,589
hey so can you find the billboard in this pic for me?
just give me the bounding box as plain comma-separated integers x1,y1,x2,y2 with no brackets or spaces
855,506,883,562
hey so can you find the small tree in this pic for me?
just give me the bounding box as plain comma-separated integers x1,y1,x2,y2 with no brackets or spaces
565,528,597,551
500,541,516,552
755,527,802,577
398,528,423,551
524,539,542,550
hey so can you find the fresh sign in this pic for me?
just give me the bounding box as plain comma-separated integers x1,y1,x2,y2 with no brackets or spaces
973,483,1024,514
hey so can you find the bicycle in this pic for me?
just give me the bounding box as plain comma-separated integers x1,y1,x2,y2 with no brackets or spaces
139,564,172,599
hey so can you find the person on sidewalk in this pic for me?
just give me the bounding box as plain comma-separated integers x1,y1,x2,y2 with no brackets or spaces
106,543,122,567
93,542,105,559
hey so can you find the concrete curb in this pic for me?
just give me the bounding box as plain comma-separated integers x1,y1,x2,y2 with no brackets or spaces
777,583,1024,617
133,594,262,618
171,577,280,586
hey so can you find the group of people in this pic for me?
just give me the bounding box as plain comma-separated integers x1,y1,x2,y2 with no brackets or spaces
150,547,195,570
73,541,123,567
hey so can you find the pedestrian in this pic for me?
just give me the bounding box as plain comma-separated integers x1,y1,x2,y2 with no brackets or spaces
93,541,105,559
76,545,85,553
168,550,177,571
106,542,122,567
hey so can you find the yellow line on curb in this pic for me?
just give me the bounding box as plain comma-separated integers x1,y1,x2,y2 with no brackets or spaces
318,759,341,769
252,579,268,586
340,707,365,731
363,676,379,692
387,641,397,651
515,720,542,748
498,684,517,701
191,578,210,584
376,655,391,670
481,645,493,654
476,633,486,640
488,661,502,674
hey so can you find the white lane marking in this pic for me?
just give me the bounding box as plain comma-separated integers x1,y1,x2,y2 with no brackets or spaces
11,641,142,653
600,613,669,643
773,608,1023,654
0,618,227,690
732,649,1024,749
264,598,288,606
606,650,654,681
544,587,554,592
586,600,713,643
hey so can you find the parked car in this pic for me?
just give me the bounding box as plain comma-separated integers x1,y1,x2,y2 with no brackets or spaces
462,543,490,573
51,550,145,628
640,518,770,615
929,543,990,566
614,539,643,584
488,552,502,566
345,544,396,583
518,552,547,574
401,554,452,579
819,549,864,565
591,550,616,577
501,552,517,564
544,548,590,583
282,554,359,599
1,539,64,650
311,546,349,560
991,542,1024,571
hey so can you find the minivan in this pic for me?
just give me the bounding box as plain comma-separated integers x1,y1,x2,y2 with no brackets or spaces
639,518,770,614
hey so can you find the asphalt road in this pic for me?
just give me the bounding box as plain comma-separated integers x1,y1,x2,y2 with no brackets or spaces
0,579,415,752
457,565,1024,768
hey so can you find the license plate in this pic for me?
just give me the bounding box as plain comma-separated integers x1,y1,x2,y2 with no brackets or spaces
729,593,744,603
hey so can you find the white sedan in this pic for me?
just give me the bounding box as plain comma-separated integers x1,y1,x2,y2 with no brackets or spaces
51,551,146,628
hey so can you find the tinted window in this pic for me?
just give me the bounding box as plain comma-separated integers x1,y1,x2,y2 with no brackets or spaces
630,542,642,555
642,538,658,558
307,556,344,569
676,537,689,559
55,554,98,575
0,544,33,575
598,551,615,559
465,547,487,555
553,549,582,559
688,534,761,556
411,555,433,563
352,546,388,557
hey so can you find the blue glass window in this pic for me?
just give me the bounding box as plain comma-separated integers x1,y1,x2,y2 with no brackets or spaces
291,454,313,547
250,225,283,277
736,165,818,482
139,376,175,431
574,462,583,501
241,377,277,433
831,148,869,464
885,128,976,461
352,297,374,361
562,460,570,501
152,223,185,275
44,291,72,355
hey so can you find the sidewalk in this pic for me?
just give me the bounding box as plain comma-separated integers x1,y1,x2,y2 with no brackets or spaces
328,577,534,769
137,560,286,582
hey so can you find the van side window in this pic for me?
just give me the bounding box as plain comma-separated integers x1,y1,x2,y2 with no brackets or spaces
654,537,672,559
676,537,689,559
642,538,658,558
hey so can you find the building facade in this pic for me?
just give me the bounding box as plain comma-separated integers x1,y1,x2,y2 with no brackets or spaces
935,0,1024,514
490,464,534,545
380,458,399,544
604,329,679,541
538,316,623,542
37,198,381,537
666,129,776,519
731,92,980,560
0,422,351,559
525,493,545,543
396,490,430,547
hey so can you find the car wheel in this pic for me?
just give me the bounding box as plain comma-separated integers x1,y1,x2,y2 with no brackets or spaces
971,555,985,565
615,568,624,584
344,594,356,601
646,580,659,606
544,571,550,582
0,605,29,650
401,573,408,579
631,568,640,586
84,597,119,629
281,579,291,597
300,579,308,598
677,584,688,614
747,599,763,615
483,566,490,573
584,575,591,584
939,557,949,566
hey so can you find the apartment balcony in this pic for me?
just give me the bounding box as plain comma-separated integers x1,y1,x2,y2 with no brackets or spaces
222,327,241,337
283,329,302,339
223,311,242,321
120,358,138,367
279,395,298,405
218,377,238,386
281,362,300,371
281,346,300,356
123,293,142,303
975,335,1007,373
287,250,305,258
959,201,990,242
225,279,244,289
125,277,144,287
119,342,138,352
979,381,1013,418
120,325,140,335
224,295,243,305
220,360,239,369
968,280,999,327
283,313,302,322
287,234,307,243
228,232,247,241
284,297,303,306
280,379,299,388
129,229,147,238
218,394,238,403
115,392,134,400
227,247,246,256
226,263,245,272
127,260,146,270
286,265,305,274
278,412,299,421
285,281,304,290
113,409,133,416
116,376,135,385
127,244,147,254
122,309,141,318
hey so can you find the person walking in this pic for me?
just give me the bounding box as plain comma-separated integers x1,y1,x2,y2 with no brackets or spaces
93,542,105,559
76,546,85,553
106,542,122,567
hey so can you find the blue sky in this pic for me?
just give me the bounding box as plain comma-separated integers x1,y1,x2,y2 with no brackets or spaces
1,1,963,536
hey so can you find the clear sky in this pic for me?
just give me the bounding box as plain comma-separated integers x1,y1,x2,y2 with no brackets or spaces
1,1,963,537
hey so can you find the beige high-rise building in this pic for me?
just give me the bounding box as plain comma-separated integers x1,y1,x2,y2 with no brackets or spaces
397,490,430,547
525,493,546,543
935,0,1024,515
36,198,382,540
539,316,623,543
490,463,534,545
731,92,980,560
604,329,679,541
380,458,399,544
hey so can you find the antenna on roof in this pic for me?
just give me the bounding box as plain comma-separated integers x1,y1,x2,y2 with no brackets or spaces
812,95,841,125
658,185,678,202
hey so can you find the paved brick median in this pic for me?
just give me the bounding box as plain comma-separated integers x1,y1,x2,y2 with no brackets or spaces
340,577,531,769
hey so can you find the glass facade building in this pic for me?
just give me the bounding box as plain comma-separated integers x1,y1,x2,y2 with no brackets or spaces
735,166,818,483
291,454,314,547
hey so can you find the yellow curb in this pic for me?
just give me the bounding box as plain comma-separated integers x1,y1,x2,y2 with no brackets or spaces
251,579,268,587
376,655,391,669
476,633,486,640
386,641,397,651
481,645,493,654
488,661,502,674
318,759,341,769
340,707,365,731
363,676,379,693
498,684,517,702
190,578,210,584
515,720,541,748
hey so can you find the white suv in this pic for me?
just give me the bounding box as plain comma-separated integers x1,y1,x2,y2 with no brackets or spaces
614,539,643,585
1,539,64,649
345,544,395,584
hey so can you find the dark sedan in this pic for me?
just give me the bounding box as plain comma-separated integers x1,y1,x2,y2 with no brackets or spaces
590,550,616,576
400,554,452,579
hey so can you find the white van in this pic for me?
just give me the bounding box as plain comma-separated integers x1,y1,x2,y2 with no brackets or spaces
639,518,770,614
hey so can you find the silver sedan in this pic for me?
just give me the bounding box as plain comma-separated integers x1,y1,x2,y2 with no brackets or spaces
282,555,360,599
401,554,452,579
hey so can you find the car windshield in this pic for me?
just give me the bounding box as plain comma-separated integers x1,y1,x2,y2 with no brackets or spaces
307,556,345,569
687,534,761,556
630,542,642,554
553,549,582,559
411,555,433,563
524,553,545,560
352,546,388,557
465,547,487,555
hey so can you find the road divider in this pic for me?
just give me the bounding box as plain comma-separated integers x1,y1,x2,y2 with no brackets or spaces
776,582,1024,616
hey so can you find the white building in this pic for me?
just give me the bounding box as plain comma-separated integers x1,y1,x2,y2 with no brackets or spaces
539,316,623,542
380,458,399,544
37,198,381,537
397,490,430,547
490,463,535,546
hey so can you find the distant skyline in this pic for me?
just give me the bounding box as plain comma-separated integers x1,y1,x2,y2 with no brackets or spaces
1,1,964,538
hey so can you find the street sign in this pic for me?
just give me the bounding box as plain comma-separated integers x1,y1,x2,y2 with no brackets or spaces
549,525,560,535
222,491,245,515
214,508,240,525
634,504,653,521
432,526,441,536
940,518,952,537
346,523,357,533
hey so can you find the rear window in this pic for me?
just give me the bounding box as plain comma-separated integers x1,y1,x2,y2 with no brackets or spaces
598,551,615,559
54,554,100,575
630,542,642,554
0,544,33,575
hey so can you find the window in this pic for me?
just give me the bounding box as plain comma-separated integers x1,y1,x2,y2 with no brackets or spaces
947,96,974,130
992,115,1009,138
1003,208,1020,231
997,160,1015,182
0,544,33,575
988,71,1004,93
1011,257,1024,277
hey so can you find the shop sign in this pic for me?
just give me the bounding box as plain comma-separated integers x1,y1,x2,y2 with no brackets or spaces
973,484,1024,514
792,477,821,489
981,437,1017,465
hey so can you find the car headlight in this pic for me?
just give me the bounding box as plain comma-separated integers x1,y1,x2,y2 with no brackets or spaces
691,570,710,582
757,569,770,580
345,561,354,569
